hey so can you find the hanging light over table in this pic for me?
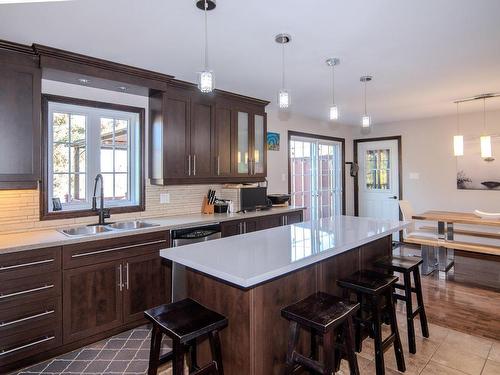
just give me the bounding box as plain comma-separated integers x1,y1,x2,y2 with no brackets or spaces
453,102,464,156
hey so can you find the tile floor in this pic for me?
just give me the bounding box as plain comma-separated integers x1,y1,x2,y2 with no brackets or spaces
11,311,500,375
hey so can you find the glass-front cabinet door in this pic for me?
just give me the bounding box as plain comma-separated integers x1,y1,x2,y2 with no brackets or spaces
235,111,250,175
252,113,266,176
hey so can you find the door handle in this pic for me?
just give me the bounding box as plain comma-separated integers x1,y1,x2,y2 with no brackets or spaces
125,263,130,290
217,155,220,176
389,196,398,199
118,264,123,292
188,155,192,176
193,154,197,176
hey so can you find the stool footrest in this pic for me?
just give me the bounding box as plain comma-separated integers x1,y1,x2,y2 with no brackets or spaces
394,284,417,293
294,352,324,374
194,361,218,375
381,333,396,352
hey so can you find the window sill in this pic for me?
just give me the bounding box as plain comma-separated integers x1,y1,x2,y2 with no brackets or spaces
40,204,144,221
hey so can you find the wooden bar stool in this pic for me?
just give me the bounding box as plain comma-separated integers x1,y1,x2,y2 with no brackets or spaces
374,255,430,354
144,298,228,375
338,270,406,375
281,292,361,375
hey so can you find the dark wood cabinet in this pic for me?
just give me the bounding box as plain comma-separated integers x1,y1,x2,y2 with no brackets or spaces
0,46,41,189
123,253,166,323
190,97,214,178
62,231,170,344
62,260,123,344
221,210,304,238
214,102,233,177
149,81,269,185
284,210,303,225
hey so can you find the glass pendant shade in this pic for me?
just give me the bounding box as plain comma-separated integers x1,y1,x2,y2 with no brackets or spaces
362,115,371,128
453,135,464,156
278,89,290,109
329,105,339,121
480,135,492,158
198,70,214,93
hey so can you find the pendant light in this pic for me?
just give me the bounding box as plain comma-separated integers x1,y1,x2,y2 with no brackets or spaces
360,75,372,127
453,102,464,156
275,33,291,109
326,58,340,121
480,97,492,159
196,0,215,93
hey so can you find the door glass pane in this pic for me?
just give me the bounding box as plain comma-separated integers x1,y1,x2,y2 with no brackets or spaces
365,149,391,190
237,112,249,174
254,115,264,174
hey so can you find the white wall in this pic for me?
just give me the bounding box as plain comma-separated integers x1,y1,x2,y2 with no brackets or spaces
266,107,355,215
352,109,500,215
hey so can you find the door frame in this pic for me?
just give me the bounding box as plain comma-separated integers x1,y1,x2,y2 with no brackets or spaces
287,130,346,215
353,136,403,217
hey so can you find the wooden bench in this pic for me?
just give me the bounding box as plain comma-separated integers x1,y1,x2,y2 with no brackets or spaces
420,225,500,240
405,235,500,257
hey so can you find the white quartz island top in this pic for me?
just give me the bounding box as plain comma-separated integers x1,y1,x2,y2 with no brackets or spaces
160,215,409,289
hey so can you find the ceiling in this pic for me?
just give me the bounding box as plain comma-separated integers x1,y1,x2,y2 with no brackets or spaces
1,0,500,125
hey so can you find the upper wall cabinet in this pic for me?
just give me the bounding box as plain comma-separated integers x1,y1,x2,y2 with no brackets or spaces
149,81,269,185
0,44,41,189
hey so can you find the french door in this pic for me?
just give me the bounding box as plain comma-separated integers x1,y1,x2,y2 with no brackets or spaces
289,133,343,220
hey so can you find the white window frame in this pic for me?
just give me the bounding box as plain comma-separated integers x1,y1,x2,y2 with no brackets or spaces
47,101,141,212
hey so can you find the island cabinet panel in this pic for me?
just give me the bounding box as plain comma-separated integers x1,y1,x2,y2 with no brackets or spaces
0,48,41,189
186,269,252,375
63,260,123,344
183,234,392,375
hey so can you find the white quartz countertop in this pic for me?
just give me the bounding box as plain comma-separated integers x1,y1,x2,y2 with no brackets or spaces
160,215,409,289
0,207,303,254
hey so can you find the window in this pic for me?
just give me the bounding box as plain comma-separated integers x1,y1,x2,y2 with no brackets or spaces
42,95,144,219
365,149,391,190
288,132,344,221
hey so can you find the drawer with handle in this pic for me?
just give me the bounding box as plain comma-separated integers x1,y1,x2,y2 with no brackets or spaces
0,297,61,339
0,322,61,367
0,247,61,282
0,271,60,309
63,231,170,269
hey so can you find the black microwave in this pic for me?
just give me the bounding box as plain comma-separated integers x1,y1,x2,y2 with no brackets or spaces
240,187,269,211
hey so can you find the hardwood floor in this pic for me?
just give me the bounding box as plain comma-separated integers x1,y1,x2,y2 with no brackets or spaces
396,244,500,341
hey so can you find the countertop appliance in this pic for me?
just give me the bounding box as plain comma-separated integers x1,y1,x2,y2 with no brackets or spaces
171,223,221,301
240,186,269,211
267,194,291,205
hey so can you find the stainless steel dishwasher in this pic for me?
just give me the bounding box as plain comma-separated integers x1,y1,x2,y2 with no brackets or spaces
170,223,221,301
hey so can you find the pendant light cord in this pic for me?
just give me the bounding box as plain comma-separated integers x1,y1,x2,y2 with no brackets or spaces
204,0,209,70
483,97,486,132
456,102,460,133
331,66,335,105
363,79,367,115
281,41,285,88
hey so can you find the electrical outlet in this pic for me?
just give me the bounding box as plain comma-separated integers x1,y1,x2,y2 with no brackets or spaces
281,173,286,182
409,172,420,180
160,193,170,204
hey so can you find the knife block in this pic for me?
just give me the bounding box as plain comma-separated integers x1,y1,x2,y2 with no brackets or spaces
201,197,214,215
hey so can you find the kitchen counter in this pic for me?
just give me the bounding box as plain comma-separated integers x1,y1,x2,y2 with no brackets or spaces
168,215,408,375
0,206,303,254
160,215,409,288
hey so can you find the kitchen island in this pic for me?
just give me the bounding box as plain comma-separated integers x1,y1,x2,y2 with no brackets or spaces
160,216,408,375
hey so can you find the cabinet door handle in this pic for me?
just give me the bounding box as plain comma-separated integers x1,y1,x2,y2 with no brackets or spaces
0,258,54,271
243,222,247,233
118,264,123,292
0,284,54,300
217,156,220,176
239,222,243,234
0,309,55,328
0,335,55,357
188,155,192,176
71,240,167,258
193,154,197,176
125,263,130,290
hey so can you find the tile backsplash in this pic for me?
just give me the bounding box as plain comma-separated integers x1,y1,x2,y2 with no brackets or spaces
0,183,222,235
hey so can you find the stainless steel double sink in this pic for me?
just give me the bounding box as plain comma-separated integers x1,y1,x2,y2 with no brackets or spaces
59,220,159,237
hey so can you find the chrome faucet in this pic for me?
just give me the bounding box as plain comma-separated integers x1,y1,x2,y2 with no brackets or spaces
91,174,110,225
